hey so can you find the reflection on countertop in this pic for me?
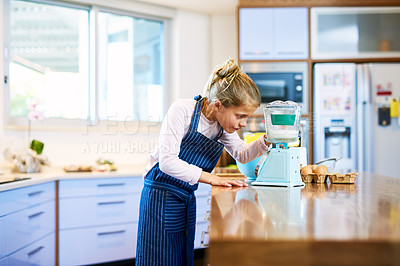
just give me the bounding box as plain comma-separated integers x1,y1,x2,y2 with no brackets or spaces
210,172,400,242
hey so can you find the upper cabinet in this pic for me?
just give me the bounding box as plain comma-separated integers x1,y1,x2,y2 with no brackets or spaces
311,7,400,59
239,7,309,60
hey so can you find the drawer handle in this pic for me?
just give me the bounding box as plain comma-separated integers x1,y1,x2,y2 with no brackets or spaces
97,200,126,206
200,231,209,247
28,190,44,197
276,51,303,55
27,246,44,256
204,210,210,221
97,230,126,236
28,211,44,219
97,183,125,187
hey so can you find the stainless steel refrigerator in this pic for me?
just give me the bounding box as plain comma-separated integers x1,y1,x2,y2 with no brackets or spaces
314,63,400,177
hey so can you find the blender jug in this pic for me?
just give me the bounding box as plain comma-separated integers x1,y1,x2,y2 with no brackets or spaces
264,101,302,144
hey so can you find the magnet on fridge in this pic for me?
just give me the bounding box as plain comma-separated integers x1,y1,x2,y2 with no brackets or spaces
390,98,399,117
378,107,391,126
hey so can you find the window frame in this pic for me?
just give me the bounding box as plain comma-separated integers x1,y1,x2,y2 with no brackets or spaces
2,0,172,133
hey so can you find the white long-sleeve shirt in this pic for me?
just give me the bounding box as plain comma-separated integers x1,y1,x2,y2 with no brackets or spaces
144,99,269,185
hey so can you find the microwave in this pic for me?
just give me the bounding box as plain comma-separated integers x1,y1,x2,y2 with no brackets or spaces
241,62,308,114
246,72,303,103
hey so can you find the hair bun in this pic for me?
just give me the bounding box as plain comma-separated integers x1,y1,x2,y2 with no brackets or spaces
217,59,239,78
204,58,260,107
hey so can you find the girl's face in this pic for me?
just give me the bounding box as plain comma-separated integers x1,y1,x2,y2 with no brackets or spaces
213,101,257,134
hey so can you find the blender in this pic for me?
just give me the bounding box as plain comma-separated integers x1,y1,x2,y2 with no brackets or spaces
252,101,304,187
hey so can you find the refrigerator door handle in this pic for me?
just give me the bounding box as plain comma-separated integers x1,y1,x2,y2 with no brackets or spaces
364,64,373,173
357,64,373,173
356,64,364,172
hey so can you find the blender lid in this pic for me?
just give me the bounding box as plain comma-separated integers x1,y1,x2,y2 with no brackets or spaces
266,100,302,109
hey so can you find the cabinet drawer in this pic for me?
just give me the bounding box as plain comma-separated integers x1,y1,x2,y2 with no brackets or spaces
196,195,210,222
0,182,55,216
59,194,140,229
7,200,55,254
59,177,143,198
194,221,209,249
59,223,137,266
0,193,6,217
8,233,55,266
0,216,6,259
0,257,6,266
195,183,211,197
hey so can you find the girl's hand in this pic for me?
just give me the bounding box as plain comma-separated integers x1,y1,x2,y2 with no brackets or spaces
199,171,248,187
211,176,248,187
264,134,272,147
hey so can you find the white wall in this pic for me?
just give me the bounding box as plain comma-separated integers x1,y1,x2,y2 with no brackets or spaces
210,14,238,68
173,10,211,99
173,12,238,99
0,2,237,169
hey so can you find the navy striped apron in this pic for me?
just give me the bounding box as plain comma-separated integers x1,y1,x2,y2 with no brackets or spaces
135,95,224,266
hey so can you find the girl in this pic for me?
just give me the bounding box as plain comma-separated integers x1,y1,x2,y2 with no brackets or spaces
135,59,271,266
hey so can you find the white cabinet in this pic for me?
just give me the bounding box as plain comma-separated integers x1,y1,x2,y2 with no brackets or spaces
7,233,55,266
196,194,210,223
194,183,211,249
0,182,55,265
7,200,55,254
239,7,308,60
195,221,209,249
59,177,142,266
60,223,137,266
0,216,6,260
59,194,140,228
311,7,400,59
240,8,273,60
59,177,143,197
0,182,54,216
0,257,7,266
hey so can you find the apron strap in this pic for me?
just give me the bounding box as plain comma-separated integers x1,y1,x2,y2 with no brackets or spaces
213,127,224,141
192,95,224,141
194,95,202,101
189,95,204,132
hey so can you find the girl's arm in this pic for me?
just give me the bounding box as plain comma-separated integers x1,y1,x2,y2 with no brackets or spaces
220,132,271,164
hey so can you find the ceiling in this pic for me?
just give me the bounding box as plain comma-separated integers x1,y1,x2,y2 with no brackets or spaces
135,0,239,15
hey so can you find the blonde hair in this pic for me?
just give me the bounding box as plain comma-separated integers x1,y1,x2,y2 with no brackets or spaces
204,59,261,107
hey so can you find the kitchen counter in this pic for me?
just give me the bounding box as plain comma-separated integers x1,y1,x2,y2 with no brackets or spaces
0,164,146,192
209,172,400,265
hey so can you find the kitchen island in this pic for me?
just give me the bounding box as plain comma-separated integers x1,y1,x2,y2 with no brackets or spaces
209,172,400,265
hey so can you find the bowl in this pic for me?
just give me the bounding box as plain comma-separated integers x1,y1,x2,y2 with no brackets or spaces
236,156,262,181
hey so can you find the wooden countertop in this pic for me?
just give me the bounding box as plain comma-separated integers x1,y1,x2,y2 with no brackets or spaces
209,172,400,265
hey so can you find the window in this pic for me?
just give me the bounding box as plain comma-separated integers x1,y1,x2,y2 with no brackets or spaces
7,0,90,120
3,0,165,127
98,12,164,122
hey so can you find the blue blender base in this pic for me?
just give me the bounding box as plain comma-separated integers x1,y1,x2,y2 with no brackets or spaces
251,146,305,187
